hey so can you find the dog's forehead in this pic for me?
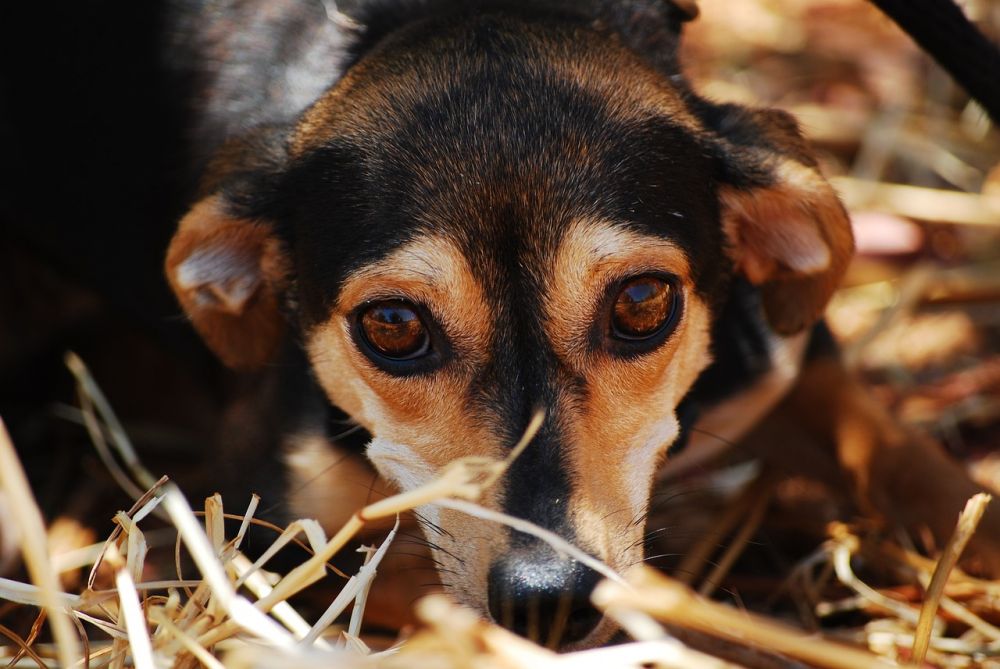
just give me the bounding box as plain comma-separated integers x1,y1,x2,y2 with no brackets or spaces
281,12,725,322
291,11,699,153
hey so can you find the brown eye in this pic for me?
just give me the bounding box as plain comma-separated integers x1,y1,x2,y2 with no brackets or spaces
611,276,677,341
359,300,431,360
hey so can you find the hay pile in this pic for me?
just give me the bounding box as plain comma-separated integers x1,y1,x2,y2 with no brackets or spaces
0,355,997,668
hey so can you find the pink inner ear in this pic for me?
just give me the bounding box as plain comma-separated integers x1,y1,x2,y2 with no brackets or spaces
174,244,262,315
720,159,853,334
747,214,831,279
722,176,835,286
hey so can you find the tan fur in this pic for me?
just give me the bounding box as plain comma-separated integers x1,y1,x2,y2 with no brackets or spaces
543,219,713,565
305,235,509,609
283,431,439,629
721,160,854,335
165,195,289,369
284,431,399,532
304,222,714,610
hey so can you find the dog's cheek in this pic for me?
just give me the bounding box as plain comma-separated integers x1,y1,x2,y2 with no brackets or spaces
366,436,441,529
306,319,379,431
624,415,681,511
366,439,503,614
306,321,511,597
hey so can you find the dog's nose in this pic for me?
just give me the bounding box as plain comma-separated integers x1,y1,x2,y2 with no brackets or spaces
487,552,603,646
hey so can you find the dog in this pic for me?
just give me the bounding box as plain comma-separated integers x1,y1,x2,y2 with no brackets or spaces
160,0,1000,650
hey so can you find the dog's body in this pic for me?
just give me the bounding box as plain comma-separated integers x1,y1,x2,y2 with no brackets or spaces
148,0,1000,649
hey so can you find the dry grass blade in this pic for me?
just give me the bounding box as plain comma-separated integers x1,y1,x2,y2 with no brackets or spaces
0,578,81,608
0,418,82,668
148,609,226,669
228,553,328,646
161,485,297,648
105,546,156,669
833,177,1000,226
828,526,922,626
675,471,773,586
910,493,992,665
347,526,395,639
403,594,738,669
553,640,741,669
436,498,625,586
88,476,169,592
64,352,158,491
593,565,896,669
301,518,399,645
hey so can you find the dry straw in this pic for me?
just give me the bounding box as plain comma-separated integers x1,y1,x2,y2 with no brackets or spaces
0,354,997,668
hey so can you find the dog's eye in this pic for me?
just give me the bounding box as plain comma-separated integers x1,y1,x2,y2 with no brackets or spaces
359,300,431,360
611,276,678,341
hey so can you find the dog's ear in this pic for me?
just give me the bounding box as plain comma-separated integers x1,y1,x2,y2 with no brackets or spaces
165,129,291,369
706,104,854,335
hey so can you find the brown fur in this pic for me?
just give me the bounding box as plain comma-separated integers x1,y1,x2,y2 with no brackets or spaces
165,196,289,369
721,160,854,335
744,355,1000,574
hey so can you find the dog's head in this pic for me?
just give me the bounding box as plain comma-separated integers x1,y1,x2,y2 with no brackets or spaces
166,1,852,649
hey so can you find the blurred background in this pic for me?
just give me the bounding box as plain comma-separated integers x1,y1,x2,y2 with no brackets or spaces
685,0,1000,477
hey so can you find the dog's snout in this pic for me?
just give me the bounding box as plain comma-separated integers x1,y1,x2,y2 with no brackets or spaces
487,552,603,647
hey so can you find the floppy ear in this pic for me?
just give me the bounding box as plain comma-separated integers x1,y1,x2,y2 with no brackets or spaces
166,126,293,369
709,106,854,334
165,195,290,369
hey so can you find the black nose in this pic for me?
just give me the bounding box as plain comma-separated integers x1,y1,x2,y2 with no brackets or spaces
487,551,603,647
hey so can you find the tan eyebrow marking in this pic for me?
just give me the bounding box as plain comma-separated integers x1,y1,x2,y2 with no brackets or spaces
334,234,493,356
543,218,693,368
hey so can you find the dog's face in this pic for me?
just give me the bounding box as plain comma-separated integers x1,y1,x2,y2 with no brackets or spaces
166,8,852,649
